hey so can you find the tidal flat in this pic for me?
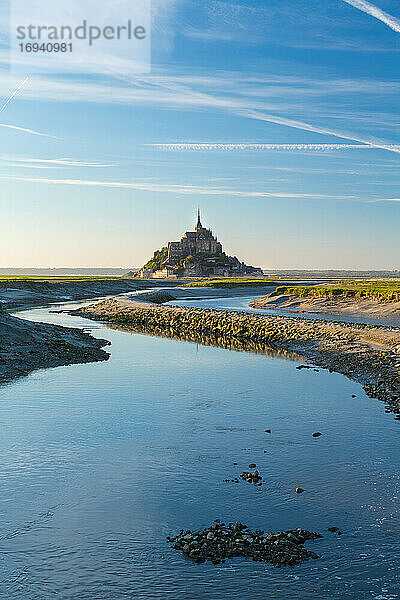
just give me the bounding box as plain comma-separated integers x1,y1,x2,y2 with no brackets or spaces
1,299,400,599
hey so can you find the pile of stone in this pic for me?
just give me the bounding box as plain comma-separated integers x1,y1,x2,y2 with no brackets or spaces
167,521,322,567
240,469,262,484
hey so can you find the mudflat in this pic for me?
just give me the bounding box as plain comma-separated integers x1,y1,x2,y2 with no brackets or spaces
0,310,110,384
250,293,400,319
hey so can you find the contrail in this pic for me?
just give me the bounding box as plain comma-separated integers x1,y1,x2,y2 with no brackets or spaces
150,143,400,152
0,77,30,115
342,0,400,33
0,123,59,139
234,108,400,155
0,175,356,200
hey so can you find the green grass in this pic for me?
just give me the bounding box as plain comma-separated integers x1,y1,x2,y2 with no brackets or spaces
270,280,400,303
184,277,277,288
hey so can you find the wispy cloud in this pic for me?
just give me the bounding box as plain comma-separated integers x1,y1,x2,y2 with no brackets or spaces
0,59,398,154
0,77,30,114
150,142,400,152
0,77,60,139
342,0,400,33
0,123,59,139
232,108,400,155
0,175,355,200
369,197,400,202
0,157,114,167
185,0,398,51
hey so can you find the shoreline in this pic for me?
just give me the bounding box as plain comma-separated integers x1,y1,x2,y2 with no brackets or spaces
250,293,400,320
72,298,400,414
0,310,110,385
0,281,180,385
0,278,185,311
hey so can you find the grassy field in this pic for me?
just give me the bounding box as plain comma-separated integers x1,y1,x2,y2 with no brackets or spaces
270,281,400,303
184,277,278,288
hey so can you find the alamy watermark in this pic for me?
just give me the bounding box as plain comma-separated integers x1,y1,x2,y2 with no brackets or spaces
10,0,151,75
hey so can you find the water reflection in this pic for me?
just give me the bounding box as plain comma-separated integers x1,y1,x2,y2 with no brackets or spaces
106,322,303,362
0,302,400,600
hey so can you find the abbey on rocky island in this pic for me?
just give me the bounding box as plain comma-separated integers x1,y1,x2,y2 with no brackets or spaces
138,211,263,278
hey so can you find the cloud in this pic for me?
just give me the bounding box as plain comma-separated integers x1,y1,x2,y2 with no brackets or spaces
0,174,355,200
369,197,400,202
184,0,398,51
0,64,398,155
0,77,59,139
0,123,59,139
233,108,400,155
0,77,30,115
150,142,400,152
0,157,114,167
342,0,400,33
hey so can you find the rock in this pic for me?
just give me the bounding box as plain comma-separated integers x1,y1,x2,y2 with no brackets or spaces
328,527,339,532
265,429,271,433
249,463,257,468
167,522,323,567
240,470,262,484
312,432,322,437
296,487,305,494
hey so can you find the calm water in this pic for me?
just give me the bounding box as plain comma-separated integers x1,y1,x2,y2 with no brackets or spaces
0,301,399,599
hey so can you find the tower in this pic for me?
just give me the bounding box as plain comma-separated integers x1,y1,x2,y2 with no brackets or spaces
195,208,202,232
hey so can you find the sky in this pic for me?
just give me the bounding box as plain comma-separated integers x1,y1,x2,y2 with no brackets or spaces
0,0,399,270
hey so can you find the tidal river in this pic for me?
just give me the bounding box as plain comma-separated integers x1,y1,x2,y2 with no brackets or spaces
0,297,399,600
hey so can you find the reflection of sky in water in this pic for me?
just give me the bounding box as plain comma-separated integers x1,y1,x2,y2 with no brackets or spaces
0,302,399,599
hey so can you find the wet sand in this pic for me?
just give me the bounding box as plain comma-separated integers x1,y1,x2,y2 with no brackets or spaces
0,310,110,384
250,293,400,320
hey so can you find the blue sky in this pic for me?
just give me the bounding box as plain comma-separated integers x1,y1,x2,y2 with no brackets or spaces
0,0,399,269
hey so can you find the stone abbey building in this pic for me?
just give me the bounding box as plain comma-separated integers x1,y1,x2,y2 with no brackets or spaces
168,210,223,263
138,211,262,278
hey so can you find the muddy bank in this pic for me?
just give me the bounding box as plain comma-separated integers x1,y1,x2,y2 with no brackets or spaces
0,310,110,384
250,293,400,320
0,281,180,386
72,298,400,414
0,278,177,311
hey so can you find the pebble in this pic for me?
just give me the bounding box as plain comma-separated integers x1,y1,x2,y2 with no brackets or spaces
312,432,322,437
296,487,305,494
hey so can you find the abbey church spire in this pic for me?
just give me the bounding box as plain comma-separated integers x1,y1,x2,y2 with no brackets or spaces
195,208,203,231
